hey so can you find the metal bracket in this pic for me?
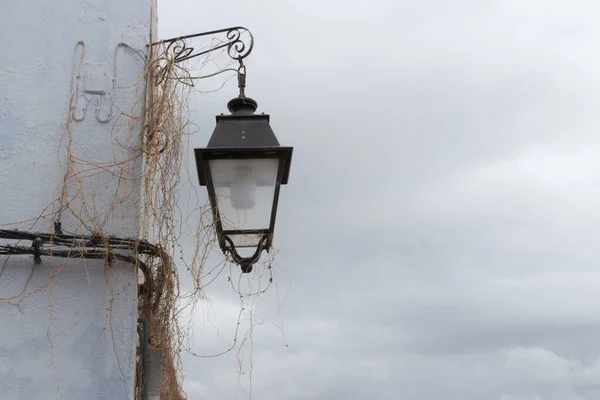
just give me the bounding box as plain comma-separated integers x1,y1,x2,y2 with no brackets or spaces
151,26,253,87
223,234,268,273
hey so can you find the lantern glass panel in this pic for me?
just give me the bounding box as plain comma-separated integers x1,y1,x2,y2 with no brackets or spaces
209,158,279,238
227,233,266,248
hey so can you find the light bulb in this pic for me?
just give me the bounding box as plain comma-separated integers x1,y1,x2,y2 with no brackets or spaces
230,165,256,210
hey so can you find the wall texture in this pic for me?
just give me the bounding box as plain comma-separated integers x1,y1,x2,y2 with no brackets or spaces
0,0,156,398
0,260,138,400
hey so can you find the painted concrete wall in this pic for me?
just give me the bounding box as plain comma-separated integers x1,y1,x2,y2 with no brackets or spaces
1,0,153,236
0,1,156,399
0,260,138,400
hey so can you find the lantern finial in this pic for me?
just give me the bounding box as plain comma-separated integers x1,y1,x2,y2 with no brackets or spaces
227,96,258,114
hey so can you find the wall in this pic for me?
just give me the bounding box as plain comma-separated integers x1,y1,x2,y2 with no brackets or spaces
0,0,156,398
0,260,138,400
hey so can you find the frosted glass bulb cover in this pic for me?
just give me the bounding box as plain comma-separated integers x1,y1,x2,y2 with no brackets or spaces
208,158,279,235
230,166,256,210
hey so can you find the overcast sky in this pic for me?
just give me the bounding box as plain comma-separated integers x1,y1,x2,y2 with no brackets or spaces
158,1,600,399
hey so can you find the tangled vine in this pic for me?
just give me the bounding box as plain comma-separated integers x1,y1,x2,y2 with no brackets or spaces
0,30,282,400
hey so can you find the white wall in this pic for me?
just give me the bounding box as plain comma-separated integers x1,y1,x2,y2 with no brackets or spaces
0,260,139,400
0,0,156,398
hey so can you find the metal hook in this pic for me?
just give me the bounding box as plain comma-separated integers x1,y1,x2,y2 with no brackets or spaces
237,63,247,98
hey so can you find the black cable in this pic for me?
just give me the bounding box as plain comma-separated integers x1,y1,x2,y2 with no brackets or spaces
0,229,164,304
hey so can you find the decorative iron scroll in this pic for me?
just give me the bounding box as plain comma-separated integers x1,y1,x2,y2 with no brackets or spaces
151,26,254,86
223,234,268,274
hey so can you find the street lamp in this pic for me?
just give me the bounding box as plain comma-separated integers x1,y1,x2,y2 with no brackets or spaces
194,94,292,273
152,27,293,273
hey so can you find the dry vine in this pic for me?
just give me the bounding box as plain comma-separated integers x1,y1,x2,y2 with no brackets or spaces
0,35,283,400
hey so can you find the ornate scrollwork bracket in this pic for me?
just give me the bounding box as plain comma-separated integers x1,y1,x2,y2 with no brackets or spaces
223,235,269,274
151,26,254,87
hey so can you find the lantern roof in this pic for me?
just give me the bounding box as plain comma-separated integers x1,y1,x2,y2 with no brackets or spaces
195,96,293,186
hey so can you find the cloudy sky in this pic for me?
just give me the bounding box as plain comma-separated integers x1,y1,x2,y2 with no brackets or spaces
158,1,600,399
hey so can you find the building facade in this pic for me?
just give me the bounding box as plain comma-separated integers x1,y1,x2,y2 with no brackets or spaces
0,1,157,398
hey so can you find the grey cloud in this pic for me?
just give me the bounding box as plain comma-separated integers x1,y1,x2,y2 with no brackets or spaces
160,0,600,398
